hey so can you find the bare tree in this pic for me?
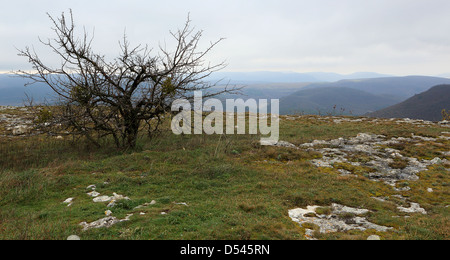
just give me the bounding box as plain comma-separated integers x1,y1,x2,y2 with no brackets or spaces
16,10,237,149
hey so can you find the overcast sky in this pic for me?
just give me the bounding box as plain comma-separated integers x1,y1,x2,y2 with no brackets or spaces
1,0,450,76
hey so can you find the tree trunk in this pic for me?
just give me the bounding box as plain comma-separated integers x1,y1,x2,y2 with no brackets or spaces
123,113,140,149
126,127,139,149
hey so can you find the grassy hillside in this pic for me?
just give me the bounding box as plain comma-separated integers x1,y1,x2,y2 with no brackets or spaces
0,108,449,240
367,85,450,121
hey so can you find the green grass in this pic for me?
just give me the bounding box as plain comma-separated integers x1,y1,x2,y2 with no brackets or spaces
0,114,449,240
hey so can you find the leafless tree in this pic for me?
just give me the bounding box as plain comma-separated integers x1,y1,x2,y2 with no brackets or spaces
16,10,238,149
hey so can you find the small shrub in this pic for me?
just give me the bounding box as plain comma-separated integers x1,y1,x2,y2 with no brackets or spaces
315,207,332,215
303,212,318,218
261,147,321,162
442,109,450,121
238,203,265,213
35,108,53,124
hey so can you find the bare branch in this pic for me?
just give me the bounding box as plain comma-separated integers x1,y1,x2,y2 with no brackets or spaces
16,10,238,149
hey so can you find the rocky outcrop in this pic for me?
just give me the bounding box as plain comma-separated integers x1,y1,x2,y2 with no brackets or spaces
289,204,392,240
0,106,34,136
63,183,161,234
79,214,133,231
291,133,448,190
263,128,448,240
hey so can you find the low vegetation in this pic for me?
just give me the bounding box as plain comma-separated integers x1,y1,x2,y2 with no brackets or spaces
443,109,450,121
0,109,449,240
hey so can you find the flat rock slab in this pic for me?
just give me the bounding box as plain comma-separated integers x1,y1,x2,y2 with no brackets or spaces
79,214,133,231
297,133,448,189
289,203,393,239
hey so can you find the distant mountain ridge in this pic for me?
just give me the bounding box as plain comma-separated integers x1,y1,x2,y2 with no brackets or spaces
0,71,390,106
278,76,450,116
209,71,391,84
0,74,53,105
1,73,450,117
366,84,450,121
300,76,450,100
279,87,399,116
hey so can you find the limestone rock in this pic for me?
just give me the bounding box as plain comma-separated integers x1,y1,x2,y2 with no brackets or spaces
87,191,100,197
12,125,29,135
93,196,112,203
289,204,392,239
92,193,130,204
67,235,81,240
134,200,157,210
367,235,381,240
63,198,74,207
398,203,427,215
79,214,133,231
260,140,297,149
301,133,449,189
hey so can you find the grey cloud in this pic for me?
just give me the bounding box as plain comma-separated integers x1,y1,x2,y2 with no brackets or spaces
1,0,450,75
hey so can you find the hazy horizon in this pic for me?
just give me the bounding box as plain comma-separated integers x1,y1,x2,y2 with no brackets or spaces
1,70,449,79
2,0,450,76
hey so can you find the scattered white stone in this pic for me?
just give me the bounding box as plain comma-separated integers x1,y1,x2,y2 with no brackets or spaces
134,200,157,210
302,133,449,188
86,185,96,190
67,235,81,240
105,210,112,216
112,193,130,201
430,157,444,165
63,198,74,207
304,229,318,240
79,214,133,231
313,140,329,146
331,203,369,215
371,197,388,202
87,191,100,197
367,235,381,240
398,203,427,215
93,196,112,203
12,125,29,136
289,204,392,239
260,140,298,149
63,198,74,204
411,134,436,142
338,169,356,177
427,188,434,193
93,193,130,204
